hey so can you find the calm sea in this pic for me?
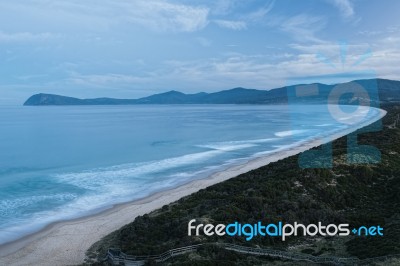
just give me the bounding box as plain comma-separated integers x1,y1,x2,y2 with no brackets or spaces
0,104,380,244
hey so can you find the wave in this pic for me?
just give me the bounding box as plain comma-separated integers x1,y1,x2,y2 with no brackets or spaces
275,129,309,137
0,142,266,244
0,166,227,245
197,138,278,150
55,143,256,190
0,193,77,217
0,193,80,244
314,123,333,127
197,143,256,151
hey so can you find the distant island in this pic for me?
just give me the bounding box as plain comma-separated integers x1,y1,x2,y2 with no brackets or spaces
23,78,400,106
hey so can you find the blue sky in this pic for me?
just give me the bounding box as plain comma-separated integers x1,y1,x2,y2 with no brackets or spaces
0,0,399,104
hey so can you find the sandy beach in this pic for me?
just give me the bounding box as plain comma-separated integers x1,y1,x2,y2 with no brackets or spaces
0,108,386,266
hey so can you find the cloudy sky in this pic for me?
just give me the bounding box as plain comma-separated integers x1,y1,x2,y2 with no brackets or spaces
1,0,399,104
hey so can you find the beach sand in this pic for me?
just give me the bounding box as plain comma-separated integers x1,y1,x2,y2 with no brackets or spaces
0,109,386,266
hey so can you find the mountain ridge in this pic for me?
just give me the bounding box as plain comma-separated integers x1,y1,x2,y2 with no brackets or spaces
23,78,400,106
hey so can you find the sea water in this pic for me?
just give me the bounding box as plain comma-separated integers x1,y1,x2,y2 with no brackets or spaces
0,104,381,244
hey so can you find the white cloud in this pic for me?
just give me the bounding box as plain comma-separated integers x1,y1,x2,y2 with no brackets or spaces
212,1,275,31
281,14,326,43
13,39,400,97
0,1,210,33
211,0,238,15
358,26,400,37
63,35,400,93
121,1,209,32
288,38,400,82
0,31,56,43
245,1,275,22
214,19,247,30
153,36,400,91
290,43,370,57
68,72,150,88
328,0,354,18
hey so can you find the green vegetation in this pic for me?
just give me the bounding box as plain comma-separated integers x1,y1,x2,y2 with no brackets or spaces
86,103,400,265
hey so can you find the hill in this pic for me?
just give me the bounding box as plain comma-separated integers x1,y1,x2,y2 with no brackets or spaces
23,78,400,106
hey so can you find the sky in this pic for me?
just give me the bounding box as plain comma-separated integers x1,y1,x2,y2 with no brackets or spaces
0,0,400,104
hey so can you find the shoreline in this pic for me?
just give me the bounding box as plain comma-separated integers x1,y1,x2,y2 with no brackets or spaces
0,108,387,266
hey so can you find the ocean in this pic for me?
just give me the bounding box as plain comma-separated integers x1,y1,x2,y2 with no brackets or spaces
0,104,381,244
